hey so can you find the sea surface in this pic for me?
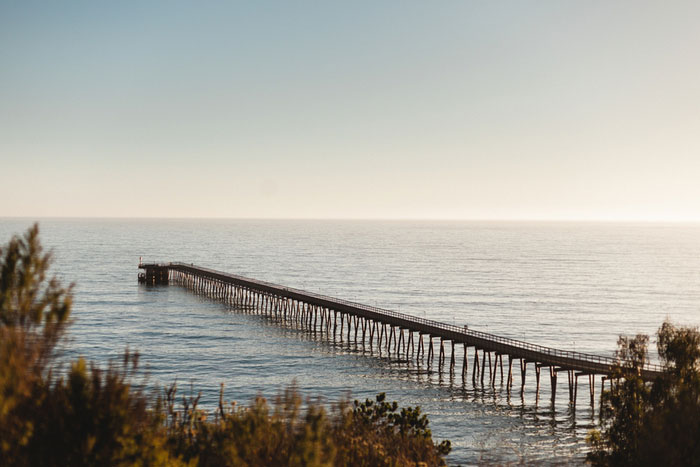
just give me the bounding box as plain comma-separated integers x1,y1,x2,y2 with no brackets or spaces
2,219,699,465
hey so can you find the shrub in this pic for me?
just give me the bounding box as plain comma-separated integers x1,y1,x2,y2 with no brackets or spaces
158,385,451,466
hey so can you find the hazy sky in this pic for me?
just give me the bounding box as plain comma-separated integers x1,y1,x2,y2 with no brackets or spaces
1,1,699,220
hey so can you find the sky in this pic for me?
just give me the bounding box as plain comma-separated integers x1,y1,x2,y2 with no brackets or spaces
1,1,699,220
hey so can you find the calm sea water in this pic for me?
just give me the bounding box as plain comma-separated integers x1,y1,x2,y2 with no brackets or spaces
2,219,699,464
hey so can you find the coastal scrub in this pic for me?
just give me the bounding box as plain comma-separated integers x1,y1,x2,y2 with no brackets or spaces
0,224,450,466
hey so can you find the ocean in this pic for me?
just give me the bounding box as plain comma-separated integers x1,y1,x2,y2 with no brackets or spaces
1,218,699,464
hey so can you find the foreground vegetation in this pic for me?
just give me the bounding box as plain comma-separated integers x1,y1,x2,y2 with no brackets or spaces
587,322,700,466
0,225,450,466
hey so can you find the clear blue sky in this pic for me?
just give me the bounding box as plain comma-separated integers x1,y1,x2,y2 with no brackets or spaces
2,1,699,220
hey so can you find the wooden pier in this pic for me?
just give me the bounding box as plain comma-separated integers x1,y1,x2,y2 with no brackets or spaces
139,262,664,406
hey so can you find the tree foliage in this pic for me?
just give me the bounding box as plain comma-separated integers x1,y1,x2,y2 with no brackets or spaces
587,322,700,466
0,224,450,466
0,224,73,460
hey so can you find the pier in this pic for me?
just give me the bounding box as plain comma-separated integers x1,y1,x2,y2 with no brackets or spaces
139,262,664,407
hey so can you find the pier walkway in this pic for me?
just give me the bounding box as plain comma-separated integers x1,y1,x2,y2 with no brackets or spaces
139,262,664,406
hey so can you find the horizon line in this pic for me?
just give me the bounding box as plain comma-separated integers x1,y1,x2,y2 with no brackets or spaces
1,215,699,224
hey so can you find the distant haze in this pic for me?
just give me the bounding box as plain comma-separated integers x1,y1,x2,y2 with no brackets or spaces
2,2,699,221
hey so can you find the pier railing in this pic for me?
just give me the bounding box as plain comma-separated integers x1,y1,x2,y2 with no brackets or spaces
264,280,665,374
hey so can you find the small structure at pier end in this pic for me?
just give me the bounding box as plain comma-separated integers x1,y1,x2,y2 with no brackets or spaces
138,262,169,285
